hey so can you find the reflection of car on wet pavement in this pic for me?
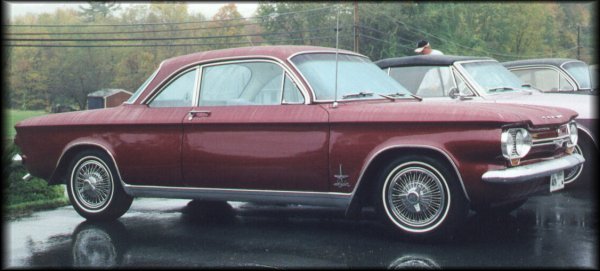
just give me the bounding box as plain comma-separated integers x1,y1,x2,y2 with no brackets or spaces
9,194,596,268
376,55,597,188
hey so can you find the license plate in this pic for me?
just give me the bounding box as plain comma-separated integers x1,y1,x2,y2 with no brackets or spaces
550,171,565,192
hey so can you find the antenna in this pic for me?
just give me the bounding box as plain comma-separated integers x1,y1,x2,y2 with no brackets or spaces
333,5,340,108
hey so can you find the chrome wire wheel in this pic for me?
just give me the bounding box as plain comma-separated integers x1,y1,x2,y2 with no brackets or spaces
72,158,114,211
564,145,583,185
383,162,450,233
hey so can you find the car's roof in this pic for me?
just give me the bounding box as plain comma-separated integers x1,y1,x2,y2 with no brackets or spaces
160,45,359,68
137,45,360,103
375,55,493,68
502,58,584,68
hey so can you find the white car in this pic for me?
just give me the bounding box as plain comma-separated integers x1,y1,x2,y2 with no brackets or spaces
376,55,597,187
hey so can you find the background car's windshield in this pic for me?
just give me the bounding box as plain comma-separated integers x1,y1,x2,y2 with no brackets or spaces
291,53,411,100
563,61,592,90
459,61,526,95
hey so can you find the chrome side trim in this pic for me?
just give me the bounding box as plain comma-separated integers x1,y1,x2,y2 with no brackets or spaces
482,153,585,184
351,145,471,202
140,55,311,105
123,185,351,208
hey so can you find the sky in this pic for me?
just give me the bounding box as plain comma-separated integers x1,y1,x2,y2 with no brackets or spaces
4,1,259,21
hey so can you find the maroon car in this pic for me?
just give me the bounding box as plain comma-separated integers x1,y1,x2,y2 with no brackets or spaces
13,46,584,239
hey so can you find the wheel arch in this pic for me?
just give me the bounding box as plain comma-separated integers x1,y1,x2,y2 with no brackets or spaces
49,142,123,186
345,146,470,217
578,126,598,150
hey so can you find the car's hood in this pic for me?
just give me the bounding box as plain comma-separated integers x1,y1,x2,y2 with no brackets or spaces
327,99,577,127
483,91,597,120
15,106,133,128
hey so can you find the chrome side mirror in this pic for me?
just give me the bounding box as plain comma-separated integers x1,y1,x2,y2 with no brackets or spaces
448,88,472,101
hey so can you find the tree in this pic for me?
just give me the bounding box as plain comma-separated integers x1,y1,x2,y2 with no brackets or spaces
210,3,244,49
79,1,120,22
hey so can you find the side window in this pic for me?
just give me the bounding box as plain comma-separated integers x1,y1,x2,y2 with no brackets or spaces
199,62,285,106
512,68,558,92
558,74,575,91
283,74,304,104
389,66,454,97
149,69,197,107
453,72,474,96
389,67,426,94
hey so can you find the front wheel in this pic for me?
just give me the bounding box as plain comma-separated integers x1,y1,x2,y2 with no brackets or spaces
376,155,469,240
67,150,133,221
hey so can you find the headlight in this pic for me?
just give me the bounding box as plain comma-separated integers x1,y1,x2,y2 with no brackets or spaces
501,128,532,160
568,121,578,147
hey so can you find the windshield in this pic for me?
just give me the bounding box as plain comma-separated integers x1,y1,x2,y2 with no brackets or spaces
459,61,527,95
291,53,411,101
562,61,591,90
126,67,159,103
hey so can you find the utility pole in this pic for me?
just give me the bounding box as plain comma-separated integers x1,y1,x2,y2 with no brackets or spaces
354,1,359,53
577,25,581,60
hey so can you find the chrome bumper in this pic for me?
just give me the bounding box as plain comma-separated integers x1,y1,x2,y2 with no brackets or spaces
482,154,585,184
11,154,32,181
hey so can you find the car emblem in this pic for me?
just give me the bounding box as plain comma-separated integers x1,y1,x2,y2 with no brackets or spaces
541,115,563,119
333,164,350,188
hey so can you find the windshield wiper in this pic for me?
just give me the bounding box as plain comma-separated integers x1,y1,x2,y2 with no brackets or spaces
342,91,374,99
378,92,422,102
378,92,404,101
488,87,515,93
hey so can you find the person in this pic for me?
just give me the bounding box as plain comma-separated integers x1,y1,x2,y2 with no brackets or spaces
414,40,443,55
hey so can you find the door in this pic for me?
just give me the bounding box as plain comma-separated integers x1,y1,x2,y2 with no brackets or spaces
118,68,198,187
182,60,330,192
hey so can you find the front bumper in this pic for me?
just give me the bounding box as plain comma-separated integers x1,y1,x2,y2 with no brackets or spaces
11,154,23,166
482,154,585,184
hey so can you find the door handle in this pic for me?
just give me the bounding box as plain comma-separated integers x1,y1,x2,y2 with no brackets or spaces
188,110,211,120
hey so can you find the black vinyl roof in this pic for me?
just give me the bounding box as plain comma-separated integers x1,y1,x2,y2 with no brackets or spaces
375,55,493,68
502,58,584,68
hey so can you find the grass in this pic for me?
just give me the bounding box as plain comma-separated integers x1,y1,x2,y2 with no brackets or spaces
4,109,47,139
5,197,70,219
3,127,68,219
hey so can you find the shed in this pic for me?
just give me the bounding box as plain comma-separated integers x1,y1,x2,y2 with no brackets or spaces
87,89,132,109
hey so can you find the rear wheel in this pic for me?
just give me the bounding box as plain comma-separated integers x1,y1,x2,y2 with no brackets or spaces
67,150,133,221
376,155,469,240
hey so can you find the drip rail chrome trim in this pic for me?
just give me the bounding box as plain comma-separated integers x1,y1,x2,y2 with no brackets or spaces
139,55,311,105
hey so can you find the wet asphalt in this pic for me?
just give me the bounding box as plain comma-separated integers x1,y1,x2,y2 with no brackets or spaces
3,186,597,268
